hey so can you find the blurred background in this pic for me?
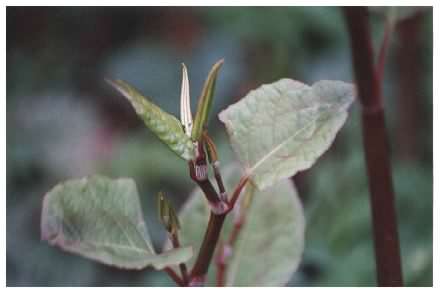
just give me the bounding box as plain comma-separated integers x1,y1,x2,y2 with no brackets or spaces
6,6,432,286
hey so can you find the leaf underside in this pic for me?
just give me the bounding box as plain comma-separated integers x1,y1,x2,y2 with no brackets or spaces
108,79,195,161
41,175,192,270
174,164,305,286
218,79,355,190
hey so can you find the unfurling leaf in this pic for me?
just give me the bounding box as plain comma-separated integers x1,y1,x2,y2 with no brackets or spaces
180,63,193,137
219,79,355,190
175,164,305,286
107,79,195,161
158,192,180,235
41,175,192,270
191,59,224,141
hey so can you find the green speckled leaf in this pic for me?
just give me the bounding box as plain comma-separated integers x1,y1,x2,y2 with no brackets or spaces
219,79,355,190
175,164,305,286
41,175,192,270
108,79,195,161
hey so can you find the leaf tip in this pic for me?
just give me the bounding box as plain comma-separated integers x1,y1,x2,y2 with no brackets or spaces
104,78,120,90
213,58,224,71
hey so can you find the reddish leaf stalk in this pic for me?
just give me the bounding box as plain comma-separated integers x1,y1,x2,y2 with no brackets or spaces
343,7,403,286
170,233,189,285
164,267,185,286
215,243,227,287
215,210,245,286
215,240,233,287
203,133,228,201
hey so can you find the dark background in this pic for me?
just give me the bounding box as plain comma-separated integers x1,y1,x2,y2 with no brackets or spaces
6,6,433,286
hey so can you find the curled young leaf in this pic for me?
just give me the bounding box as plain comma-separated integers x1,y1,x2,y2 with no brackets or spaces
158,192,180,235
219,79,355,190
191,59,224,141
107,79,195,161
41,175,192,270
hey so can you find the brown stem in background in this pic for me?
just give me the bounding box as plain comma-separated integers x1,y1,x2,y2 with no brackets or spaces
376,18,393,82
343,7,403,286
396,13,424,161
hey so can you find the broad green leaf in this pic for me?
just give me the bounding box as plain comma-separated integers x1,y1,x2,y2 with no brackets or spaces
218,79,355,190
41,175,192,270
174,164,305,286
191,59,224,141
107,79,195,161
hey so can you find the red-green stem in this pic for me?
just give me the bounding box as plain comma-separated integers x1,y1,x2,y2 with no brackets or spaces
343,7,403,286
215,211,245,286
170,233,189,285
215,241,227,286
164,267,185,286
188,169,249,285
190,212,227,281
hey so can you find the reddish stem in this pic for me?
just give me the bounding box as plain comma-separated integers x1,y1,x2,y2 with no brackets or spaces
190,212,226,280
189,174,249,285
376,18,393,82
164,267,185,287
343,7,403,286
215,241,227,287
170,233,189,285
228,176,250,209
228,217,244,245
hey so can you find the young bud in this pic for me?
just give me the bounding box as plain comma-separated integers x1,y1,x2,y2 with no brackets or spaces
157,192,180,235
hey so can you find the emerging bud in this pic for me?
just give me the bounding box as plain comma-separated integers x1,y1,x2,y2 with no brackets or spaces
157,192,180,235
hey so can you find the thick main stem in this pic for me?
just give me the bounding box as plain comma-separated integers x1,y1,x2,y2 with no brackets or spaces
188,160,249,285
344,7,403,286
190,212,226,281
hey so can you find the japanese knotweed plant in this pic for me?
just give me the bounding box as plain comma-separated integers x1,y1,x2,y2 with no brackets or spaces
41,60,355,286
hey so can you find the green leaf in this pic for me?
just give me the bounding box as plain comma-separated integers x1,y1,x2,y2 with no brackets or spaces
107,79,195,161
218,79,355,190
191,59,224,141
175,164,305,286
41,175,192,270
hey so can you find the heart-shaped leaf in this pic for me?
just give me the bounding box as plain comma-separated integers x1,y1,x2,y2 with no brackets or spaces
108,79,195,161
41,175,192,270
219,79,355,190
174,164,305,286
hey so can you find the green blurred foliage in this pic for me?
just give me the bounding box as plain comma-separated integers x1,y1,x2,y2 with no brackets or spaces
7,6,432,286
